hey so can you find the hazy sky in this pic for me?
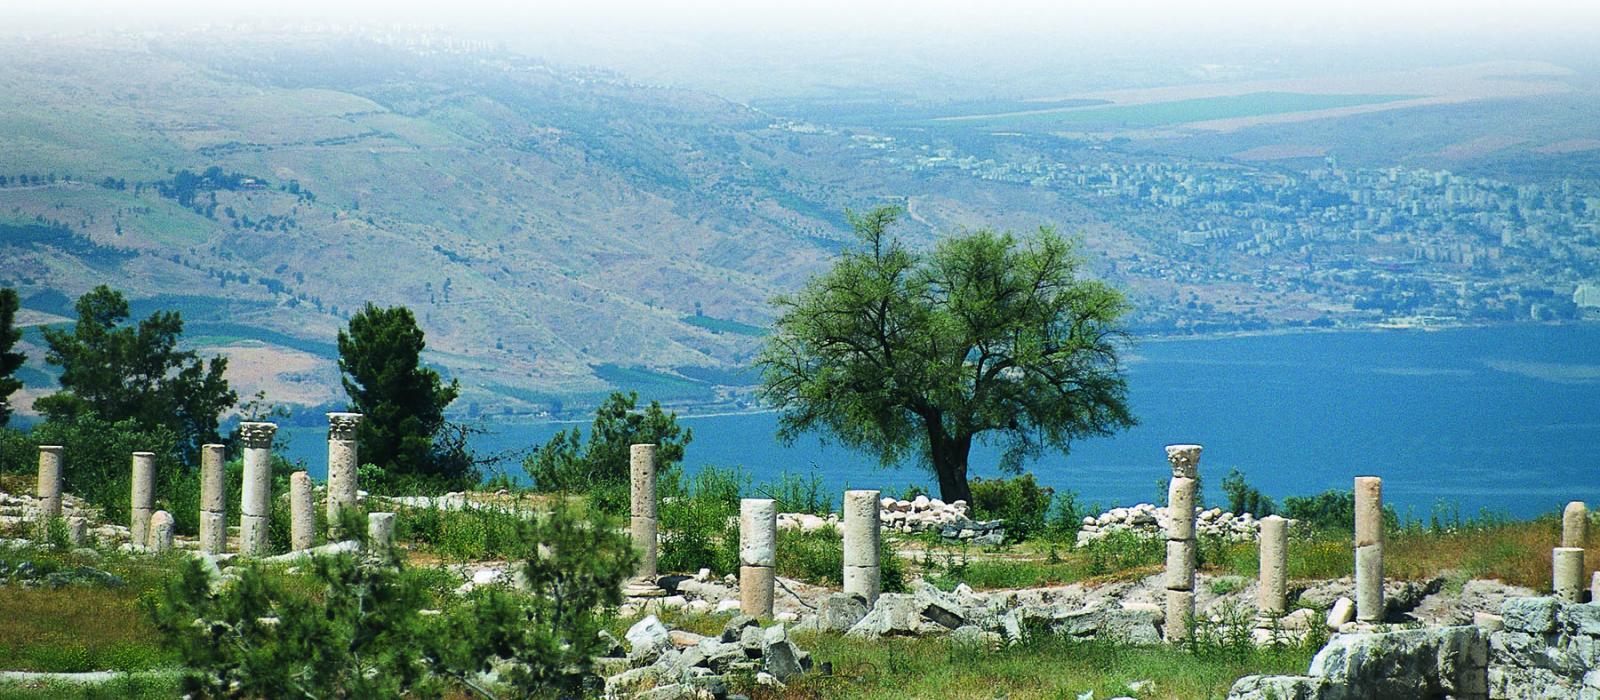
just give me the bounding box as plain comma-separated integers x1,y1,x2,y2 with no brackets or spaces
7,0,1599,100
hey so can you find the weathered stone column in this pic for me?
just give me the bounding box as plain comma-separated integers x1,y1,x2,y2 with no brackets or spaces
1591,571,1600,602
290,471,315,551
1354,476,1385,622
199,444,227,554
36,445,64,521
326,412,363,538
843,489,882,604
1563,502,1588,549
149,510,174,553
1554,547,1585,602
1258,514,1288,616
130,451,156,547
238,422,277,556
740,498,777,617
629,443,659,582
1165,444,1202,642
367,511,396,559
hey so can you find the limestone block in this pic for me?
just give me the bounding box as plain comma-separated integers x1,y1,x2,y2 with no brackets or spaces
1167,477,1197,540
1500,596,1560,635
199,511,226,554
130,452,156,545
1166,588,1196,642
240,513,269,556
289,472,315,551
632,515,659,579
1327,597,1355,629
36,446,63,519
1354,476,1383,548
629,443,658,519
367,511,396,558
740,499,777,567
1355,542,1385,622
1165,444,1202,479
1565,502,1589,549
1592,571,1600,603
200,444,226,513
843,563,881,605
842,490,881,568
1554,547,1586,603
740,565,775,617
1259,515,1288,614
1165,538,1196,591
149,510,174,552
66,516,87,546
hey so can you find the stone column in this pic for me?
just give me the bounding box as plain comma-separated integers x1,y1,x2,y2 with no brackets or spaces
1563,502,1588,549
843,489,882,604
36,445,64,520
290,471,315,551
66,517,87,547
199,444,227,554
130,451,156,547
149,510,174,553
238,422,277,557
367,511,396,559
1354,476,1385,622
740,498,777,617
1258,514,1288,616
326,412,363,538
1164,444,1202,642
1554,547,1585,602
629,443,659,582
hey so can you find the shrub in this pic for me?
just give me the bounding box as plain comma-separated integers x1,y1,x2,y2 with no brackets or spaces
149,502,636,699
392,503,531,561
773,524,906,593
658,466,744,575
1221,469,1275,517
30,413,181,527
0,427,34,475
1081,529,1163,577
1281,489,1398,532
970,473,1053,542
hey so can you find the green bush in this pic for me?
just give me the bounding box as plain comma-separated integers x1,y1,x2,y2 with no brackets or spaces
970,473,1054,542
1082,529,1163,577
0,427,34,475
392,503,532,561
1221,469,1275,516
658,466,744,575
1280,489,1398,532
150,502,637,698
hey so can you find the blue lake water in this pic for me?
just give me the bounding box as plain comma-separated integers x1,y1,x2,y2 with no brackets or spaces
280,324,1600,519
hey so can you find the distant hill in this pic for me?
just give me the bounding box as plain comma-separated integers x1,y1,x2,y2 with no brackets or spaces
0,32,931,416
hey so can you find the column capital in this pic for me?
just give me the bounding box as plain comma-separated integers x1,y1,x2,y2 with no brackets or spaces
1165,444,1203,478
239,422,278,449
327,412,364,440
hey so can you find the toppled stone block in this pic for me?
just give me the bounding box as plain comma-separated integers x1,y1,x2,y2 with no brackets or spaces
626,615,672,663
1226,674,1337,700
817,593,869,632
1501,596,1560,635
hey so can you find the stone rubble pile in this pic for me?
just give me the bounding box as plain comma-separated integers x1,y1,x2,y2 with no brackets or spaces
1229,596,1600,700
774,495,1005,544
602,614,820,699
1076,503,1260,547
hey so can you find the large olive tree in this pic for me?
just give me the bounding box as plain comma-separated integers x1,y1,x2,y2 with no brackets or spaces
758,206,1135,503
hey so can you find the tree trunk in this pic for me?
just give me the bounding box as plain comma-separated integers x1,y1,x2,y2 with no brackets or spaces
927,426,973,504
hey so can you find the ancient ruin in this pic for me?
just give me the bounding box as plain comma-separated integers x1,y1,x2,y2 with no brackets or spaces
326,412,363,538
843,489,882,605
238,421,277,557
199,443,227,554
35,445,62,521
1164,443,1201,641
129,451,155,547
740,498,777,617
1354,475,1385,622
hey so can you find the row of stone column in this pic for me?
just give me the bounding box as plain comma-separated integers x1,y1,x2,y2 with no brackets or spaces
35,412,364,556
1554,501,1588,602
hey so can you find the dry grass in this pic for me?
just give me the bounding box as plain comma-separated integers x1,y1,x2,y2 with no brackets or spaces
0,550,177,673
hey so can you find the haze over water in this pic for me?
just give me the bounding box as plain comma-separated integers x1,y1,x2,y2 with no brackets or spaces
282,323,1600,520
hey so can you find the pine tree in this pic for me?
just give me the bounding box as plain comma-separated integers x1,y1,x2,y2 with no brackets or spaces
0,288,24,426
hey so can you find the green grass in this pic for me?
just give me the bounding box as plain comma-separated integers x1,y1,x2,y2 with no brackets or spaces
767,633,1317,700
948,92,1420,131
0,548,182,674
0,674,181,700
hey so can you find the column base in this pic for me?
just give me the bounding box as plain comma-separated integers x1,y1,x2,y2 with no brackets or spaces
240,513,269,556
843,564,880,605
1355,543,1385,621
1165,589,1196,642
199,511,227,554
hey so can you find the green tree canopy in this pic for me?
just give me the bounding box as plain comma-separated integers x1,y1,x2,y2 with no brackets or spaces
524,391,692,513
338,303,465,492
35,285,235,459
0,288,24,426
758,206,1135,502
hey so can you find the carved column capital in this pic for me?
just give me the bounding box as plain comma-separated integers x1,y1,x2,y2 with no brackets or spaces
327,412,364,441
239,422,278,449
1165,444,1203,479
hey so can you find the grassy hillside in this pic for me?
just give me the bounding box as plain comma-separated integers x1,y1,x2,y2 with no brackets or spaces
0,33,899,414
